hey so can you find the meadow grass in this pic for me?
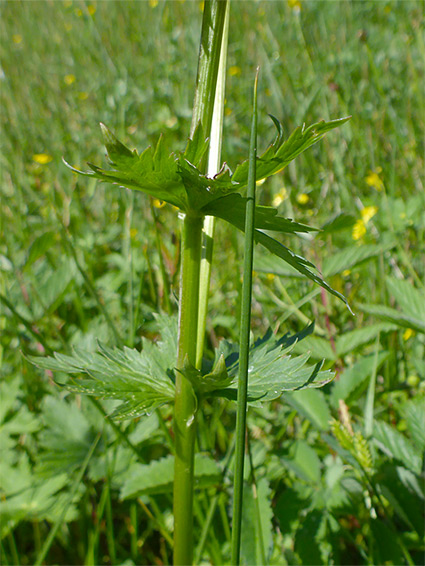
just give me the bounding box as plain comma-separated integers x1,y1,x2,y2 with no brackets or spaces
1,1,424,564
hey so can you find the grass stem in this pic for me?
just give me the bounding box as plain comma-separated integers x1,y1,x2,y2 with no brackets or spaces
231,69,259,565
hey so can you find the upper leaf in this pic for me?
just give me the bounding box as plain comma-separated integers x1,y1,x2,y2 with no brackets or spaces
231,115,351,186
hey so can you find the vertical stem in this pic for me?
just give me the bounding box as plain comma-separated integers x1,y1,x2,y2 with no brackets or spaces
231,70,259,565
173,213,203,565
173,3,228,562
196,3,230,369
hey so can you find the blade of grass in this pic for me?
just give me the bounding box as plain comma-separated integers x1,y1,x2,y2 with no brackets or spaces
231,68,259,565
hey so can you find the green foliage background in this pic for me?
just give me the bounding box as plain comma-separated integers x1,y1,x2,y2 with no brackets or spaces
1,1,424,565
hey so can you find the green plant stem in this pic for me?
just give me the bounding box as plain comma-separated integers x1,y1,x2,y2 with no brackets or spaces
173,212,203,565
231,70,259,565
196,2,229,369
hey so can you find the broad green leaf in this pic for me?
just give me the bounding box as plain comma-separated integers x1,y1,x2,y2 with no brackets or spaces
202,193,316,234
293,335,336,360
322,242,396,277
37,397,96,477
120,454,221,499
335,323,396,357
378,464,424,535
386,276,425,321
240,478,273,565
402,398,425,453
358,303,425,334
29,314,177,419
232,116,351,186
330,352,389,408
294,509,326,566
373,420,422,475
370,519,404,566
284,389,331,431
280,439,322,483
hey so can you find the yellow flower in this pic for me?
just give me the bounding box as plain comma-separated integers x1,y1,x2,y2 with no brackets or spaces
352,219,366,241
32,153,53,165
75,8,83,17
296,193,309,205
13,34,23,44
149,0,158,6
153,199,166,209
87,5,96,16
78,91,89,100
272,187,288,207
403,328,415,341
229,66,241,77
64,74,76,85
361,205,378,224
342,269,351,277
288,0,302,12
266,273,275,282
365,167,384,191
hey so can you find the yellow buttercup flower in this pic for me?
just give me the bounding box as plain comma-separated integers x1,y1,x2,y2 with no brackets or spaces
87,5,96,16
288,0,302,12
13,34,23,44
352,219,366,241
360,206,378,224
365,167,384,191
149,0,158,7
229,66,241,77
64,74,76,85
33,153,53,165
403,328,415,341
153,199,166,209
296,193,309,205
353,206,378,241
272,187,288,207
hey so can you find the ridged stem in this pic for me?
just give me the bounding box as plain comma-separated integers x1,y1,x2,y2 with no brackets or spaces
173,213,203,565
231,69,259,565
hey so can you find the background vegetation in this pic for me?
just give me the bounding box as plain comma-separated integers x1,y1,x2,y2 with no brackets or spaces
1,1,424,564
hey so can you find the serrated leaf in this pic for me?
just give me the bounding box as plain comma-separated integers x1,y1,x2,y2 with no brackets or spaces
330,352,389,408
357,303,425,334
232,116,351,186
402,398,425,453
29,314,177,420
322,242,396,277
335,323,396,357
240,478,273,565
386,276,425,321
211,327,333,402
120,454,221,499
202,192,316,234
284,389,331,431
178,354,232,394
373,420,422,475
65,124,188,210
37,397,96,477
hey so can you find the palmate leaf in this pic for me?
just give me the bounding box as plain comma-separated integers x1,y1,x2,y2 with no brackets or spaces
231,115,351,186
199,324,334,402
29,314,177,420
66,117,351,308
